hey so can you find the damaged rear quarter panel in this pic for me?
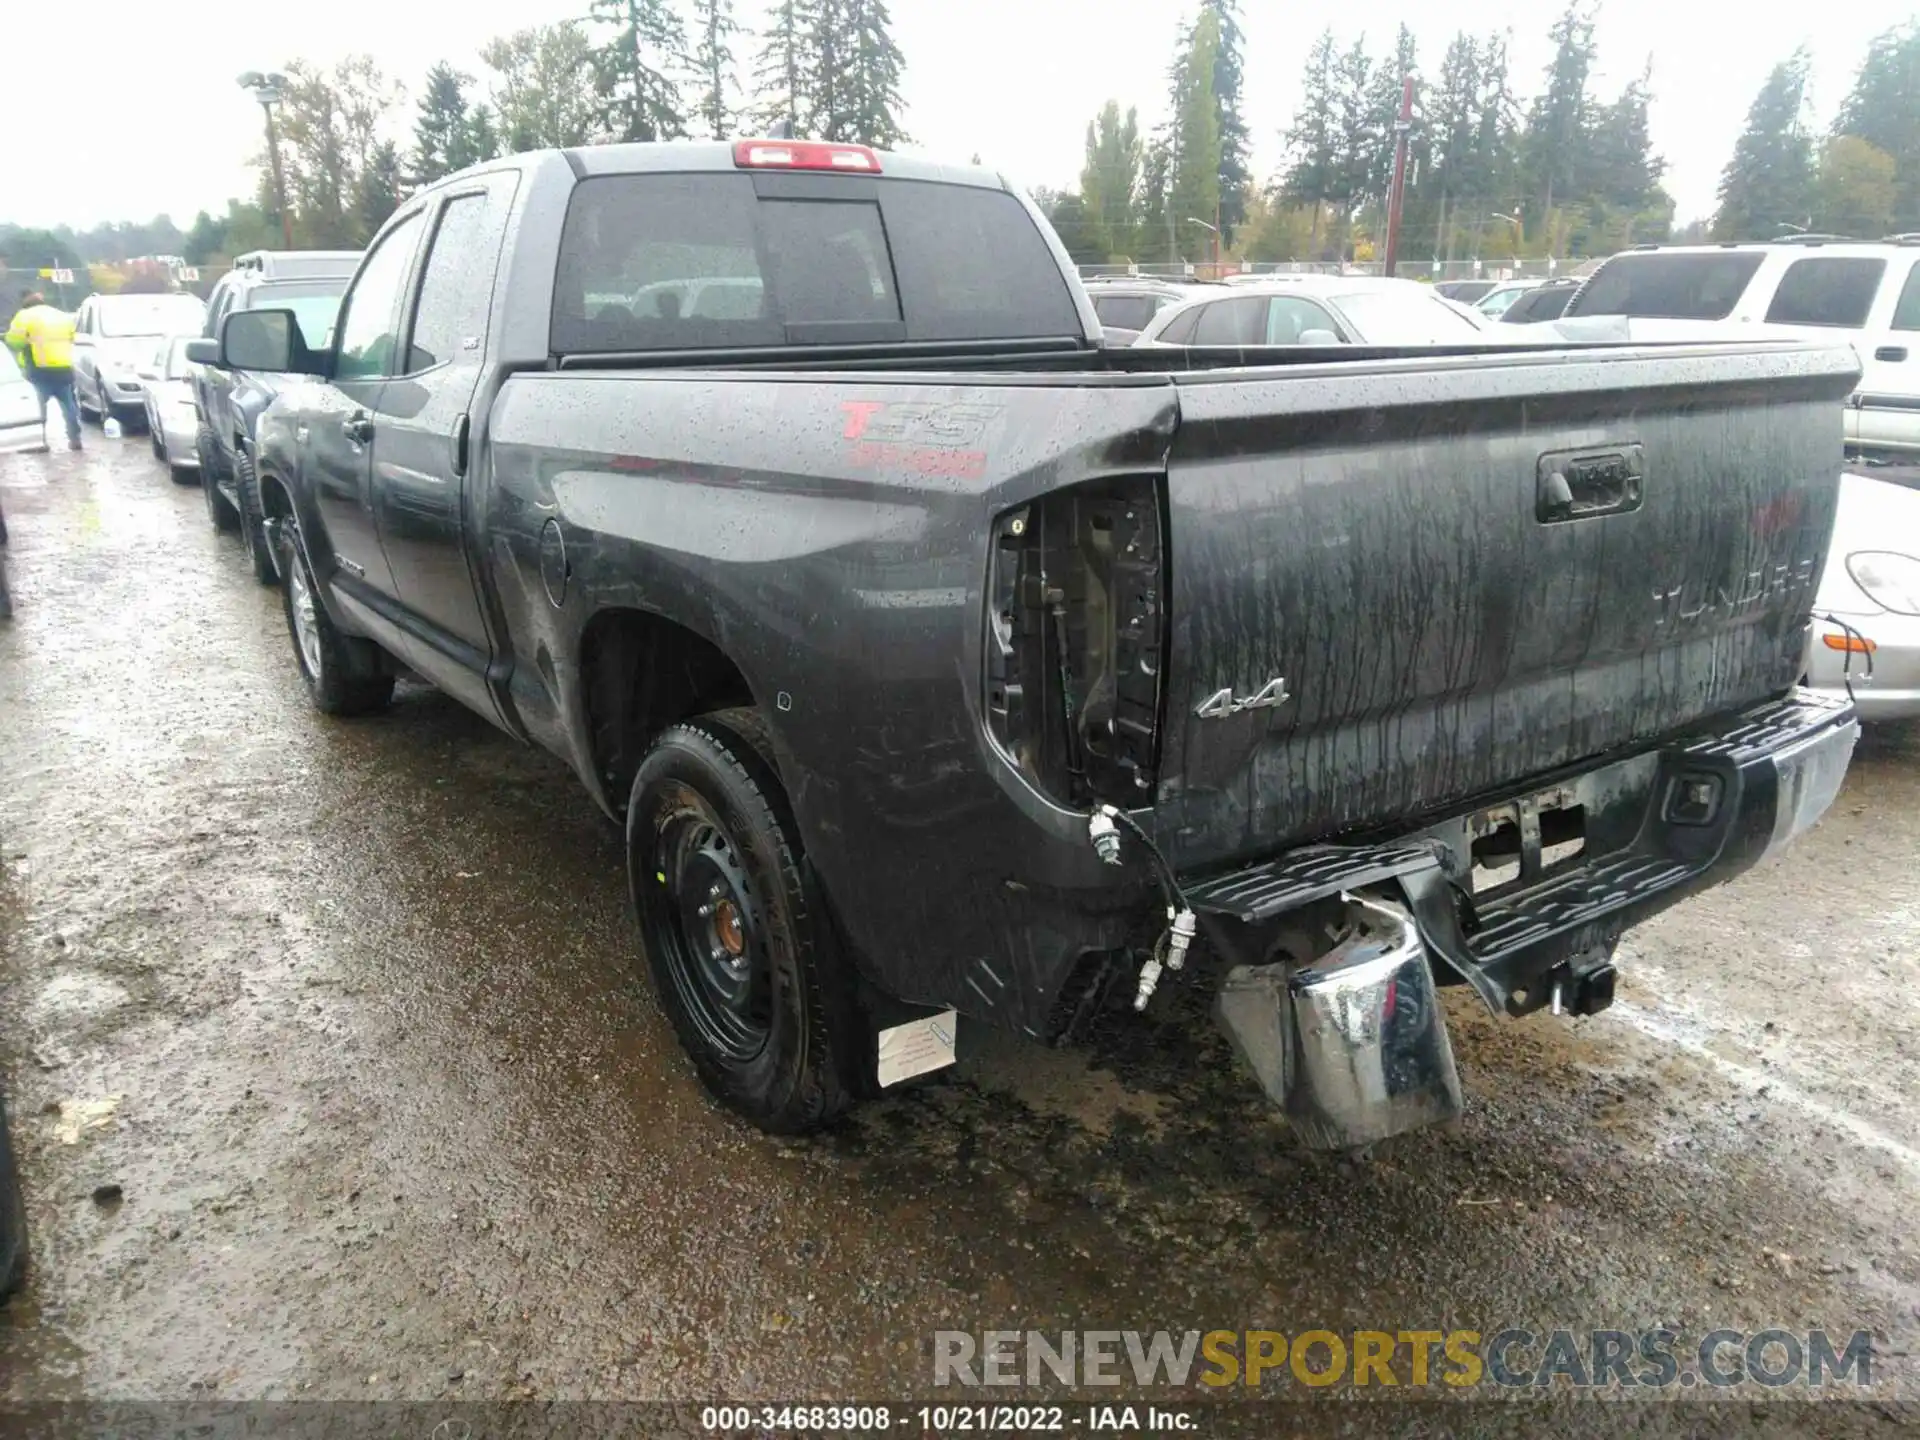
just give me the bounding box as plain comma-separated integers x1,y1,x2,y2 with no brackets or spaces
480,369,1178,1031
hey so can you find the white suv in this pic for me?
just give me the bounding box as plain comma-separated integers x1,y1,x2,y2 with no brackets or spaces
1561,238,1920,460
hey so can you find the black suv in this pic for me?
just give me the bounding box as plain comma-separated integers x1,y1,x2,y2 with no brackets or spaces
192,251,359,583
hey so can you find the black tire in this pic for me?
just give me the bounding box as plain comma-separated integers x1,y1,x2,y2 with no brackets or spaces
149,416,165,461
202,463,240,533
195,423,229,482
628,707,862,1134
234,454,278,586
276,513,393,716
76,373,99,422
0,1091,26,1302
169,463,198,487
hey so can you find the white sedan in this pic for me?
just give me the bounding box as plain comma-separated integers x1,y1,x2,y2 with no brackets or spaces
137,337,200,481
1134,276,1489,348
1806,472,1920,721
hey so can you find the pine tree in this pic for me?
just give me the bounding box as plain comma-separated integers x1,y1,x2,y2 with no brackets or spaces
751,0,810,134
838,0,907,147
1138,139,1173,263
1833,24,1920,231
1424,33,1481,259
590,0,690,143
457,106,501,168
1282,31,1341,257
691,0,742,140
1199,0,1250,243
1522,3,1597,223
413,63,474,184
353,141,406,240
1579,67,1670,250
1331,38,1374,221
1081,102,1143,262
1168,8,1223,264
1714,52,1816,239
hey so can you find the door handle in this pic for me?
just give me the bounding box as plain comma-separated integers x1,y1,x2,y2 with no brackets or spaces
342,413,374,445
1875,346,1908,362
1537,445,1645,523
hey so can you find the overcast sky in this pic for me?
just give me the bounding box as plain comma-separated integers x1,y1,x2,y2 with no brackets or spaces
10,0,1914,233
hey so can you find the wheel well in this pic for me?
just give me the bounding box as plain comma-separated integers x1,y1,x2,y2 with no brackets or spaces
581,609,757,811
257,471,294,520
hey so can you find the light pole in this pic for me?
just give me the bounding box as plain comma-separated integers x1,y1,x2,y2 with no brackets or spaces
1491,211,1522,271
1186,216,1219,278
239,71,294,249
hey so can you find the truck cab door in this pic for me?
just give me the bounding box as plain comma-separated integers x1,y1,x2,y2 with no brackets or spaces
301,209,429,606
367,174,518,718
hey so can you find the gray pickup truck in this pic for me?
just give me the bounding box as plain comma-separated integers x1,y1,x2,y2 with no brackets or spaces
201,139,1860,1145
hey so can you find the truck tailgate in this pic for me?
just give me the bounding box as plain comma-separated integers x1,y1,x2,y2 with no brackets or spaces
1152,342,1860,871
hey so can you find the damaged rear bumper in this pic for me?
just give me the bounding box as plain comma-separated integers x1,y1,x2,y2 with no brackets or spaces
1190,688,1856,1146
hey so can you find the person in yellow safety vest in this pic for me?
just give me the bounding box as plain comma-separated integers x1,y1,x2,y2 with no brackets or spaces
4,291,83,452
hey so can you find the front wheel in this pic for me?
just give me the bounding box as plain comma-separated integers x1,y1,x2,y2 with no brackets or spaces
628,708,863,1134
234,454,278,586
202,463,239,533
277,515,394,716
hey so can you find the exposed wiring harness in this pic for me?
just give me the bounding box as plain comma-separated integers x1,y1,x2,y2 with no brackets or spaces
1087,804,1197,1010
1812,611,1875,708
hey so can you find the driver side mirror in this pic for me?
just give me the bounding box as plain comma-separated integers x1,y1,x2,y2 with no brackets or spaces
1298,329,1341,346
183,338,219,367
216,308,322,375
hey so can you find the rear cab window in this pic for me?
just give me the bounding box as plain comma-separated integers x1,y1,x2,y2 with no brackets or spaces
1565,252,1768,320
552,172,1080,354
1763,257,1887,327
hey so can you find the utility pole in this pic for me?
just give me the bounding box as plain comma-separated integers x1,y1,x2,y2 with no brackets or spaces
1382,75,1414,276
240,71,295,249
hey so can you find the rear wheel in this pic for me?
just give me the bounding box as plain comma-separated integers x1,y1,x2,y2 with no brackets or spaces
628,708,862,1134
277,512,393,716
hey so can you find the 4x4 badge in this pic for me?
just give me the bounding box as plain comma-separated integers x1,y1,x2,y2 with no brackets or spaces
1196,678,1291,718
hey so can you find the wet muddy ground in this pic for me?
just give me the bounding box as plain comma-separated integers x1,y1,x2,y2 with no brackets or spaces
1,436,1917,1435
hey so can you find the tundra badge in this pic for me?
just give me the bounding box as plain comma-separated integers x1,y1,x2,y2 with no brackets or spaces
1196,678,1291,718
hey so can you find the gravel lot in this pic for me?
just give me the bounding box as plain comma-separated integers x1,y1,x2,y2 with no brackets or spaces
1,435,1917,1436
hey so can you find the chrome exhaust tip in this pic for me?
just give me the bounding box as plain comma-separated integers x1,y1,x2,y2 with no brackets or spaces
1213,894,1463,1150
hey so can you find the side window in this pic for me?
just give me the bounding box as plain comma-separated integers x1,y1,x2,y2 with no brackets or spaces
1093,295,1156,331
1891,261,1920,332
74,301,91,336
1159,307,1201,344
1764,257,1888,328
333,211,426,381
1265,296,1342,344
405,188,513,374
1192,296,1267,345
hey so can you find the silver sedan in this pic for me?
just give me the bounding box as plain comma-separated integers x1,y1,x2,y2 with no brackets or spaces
1806,471,1920,721
137,337,199,481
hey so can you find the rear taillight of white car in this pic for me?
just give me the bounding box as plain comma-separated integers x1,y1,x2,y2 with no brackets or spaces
984,477,1166,808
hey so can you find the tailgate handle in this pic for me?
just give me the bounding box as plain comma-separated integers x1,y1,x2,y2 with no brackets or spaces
1875,346,1908,362
1537,445,1644,523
